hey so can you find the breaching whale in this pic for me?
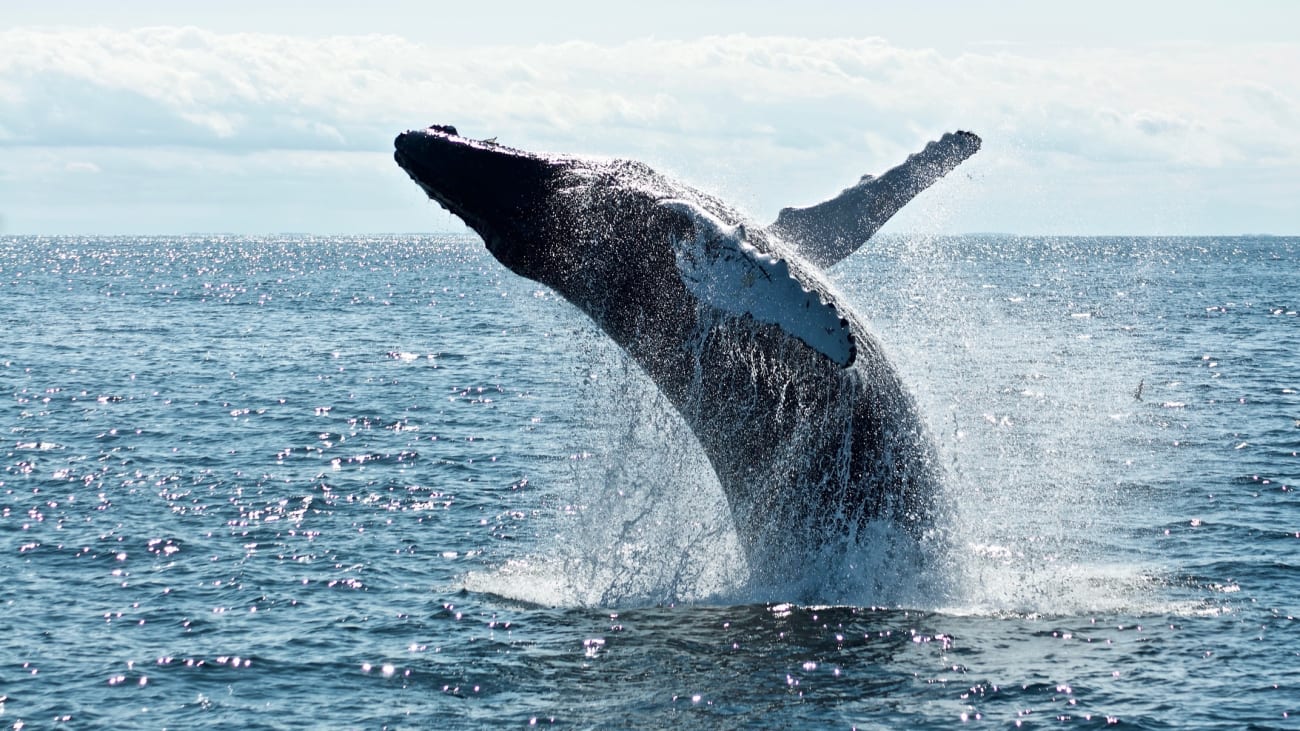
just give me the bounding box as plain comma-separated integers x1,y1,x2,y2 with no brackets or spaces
394,125,979,576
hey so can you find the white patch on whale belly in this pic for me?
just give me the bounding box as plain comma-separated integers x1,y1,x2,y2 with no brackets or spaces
664,199,855,367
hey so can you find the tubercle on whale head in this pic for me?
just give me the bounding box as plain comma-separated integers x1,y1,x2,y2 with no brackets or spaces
393,124,564,279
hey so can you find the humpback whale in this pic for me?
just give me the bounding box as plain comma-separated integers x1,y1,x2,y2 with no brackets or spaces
394,125,979,577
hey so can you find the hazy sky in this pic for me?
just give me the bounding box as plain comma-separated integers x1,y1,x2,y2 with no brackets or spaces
3,1,1298,235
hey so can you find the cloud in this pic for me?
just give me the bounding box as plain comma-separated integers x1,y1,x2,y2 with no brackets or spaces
4,28,1295,160
1,27,1297,233
63,160,101,173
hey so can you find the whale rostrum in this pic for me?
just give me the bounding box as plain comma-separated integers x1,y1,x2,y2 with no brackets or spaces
394,125,980,576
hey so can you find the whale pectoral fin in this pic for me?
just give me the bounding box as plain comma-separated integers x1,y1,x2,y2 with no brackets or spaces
663,199,856,367
767,130,981,268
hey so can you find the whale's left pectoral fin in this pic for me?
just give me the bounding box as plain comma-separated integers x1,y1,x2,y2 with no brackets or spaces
664,200,856,367
768,130,981,268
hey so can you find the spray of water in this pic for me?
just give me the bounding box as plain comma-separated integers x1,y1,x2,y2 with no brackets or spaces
462,231,1164,608
865,232,1169,616
465,322,943,608
467,231,1168,614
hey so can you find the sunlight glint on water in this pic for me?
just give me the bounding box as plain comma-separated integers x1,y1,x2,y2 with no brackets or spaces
1,234,1297,728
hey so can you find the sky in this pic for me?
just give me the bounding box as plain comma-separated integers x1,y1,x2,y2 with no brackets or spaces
2,0,1298,235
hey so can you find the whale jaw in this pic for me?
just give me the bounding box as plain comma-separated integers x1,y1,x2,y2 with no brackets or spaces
394,125,562,275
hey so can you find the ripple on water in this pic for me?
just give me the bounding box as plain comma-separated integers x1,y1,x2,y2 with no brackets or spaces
2,235,1299,727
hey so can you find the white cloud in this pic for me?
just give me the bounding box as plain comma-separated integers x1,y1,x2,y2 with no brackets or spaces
1,27,1297,233
63,160,101,173
3,28,1294,161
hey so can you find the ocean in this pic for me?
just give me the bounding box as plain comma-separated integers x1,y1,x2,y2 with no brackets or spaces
1,233,1296,729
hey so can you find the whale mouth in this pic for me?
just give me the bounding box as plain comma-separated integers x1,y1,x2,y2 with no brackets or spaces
394,125,559,256
393,126,492,231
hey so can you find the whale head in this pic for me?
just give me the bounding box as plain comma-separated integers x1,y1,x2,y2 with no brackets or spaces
394,125,679,291
394,125,571,279
395,124,857,367
394,124,705,322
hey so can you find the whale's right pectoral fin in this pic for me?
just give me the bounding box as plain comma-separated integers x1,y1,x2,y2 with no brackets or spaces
767,130,981,268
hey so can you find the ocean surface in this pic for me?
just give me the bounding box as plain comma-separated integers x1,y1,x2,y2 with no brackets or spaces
1,233,1297,729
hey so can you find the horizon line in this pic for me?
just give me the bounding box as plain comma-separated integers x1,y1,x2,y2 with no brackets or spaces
2,231,1296,239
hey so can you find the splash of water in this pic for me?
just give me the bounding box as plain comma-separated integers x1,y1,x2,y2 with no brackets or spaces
464,321,944,607
465,328,746,606
469,234,1174,615
865,233,1174,616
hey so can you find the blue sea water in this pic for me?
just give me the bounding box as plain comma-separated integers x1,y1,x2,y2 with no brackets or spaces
1,233,1297,729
